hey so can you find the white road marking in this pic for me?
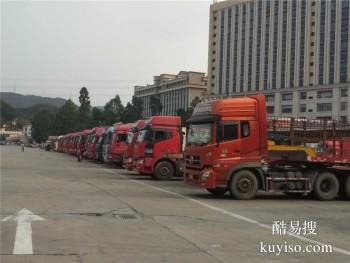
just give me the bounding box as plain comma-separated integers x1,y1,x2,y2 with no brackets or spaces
2,208,45,254
103,168,350,256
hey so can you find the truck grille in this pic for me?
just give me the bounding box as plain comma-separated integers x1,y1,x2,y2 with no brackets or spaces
185,155,201,166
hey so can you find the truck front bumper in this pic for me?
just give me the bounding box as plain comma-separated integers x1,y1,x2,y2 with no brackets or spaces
109,153,123,163
134,158,153,174
184,167,217,189
123,156,133,170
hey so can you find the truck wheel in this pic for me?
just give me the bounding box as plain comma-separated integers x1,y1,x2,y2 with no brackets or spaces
153,161,174,180
339,176,350,200
313,172,339,201
229,170,258,200
207,187,227,196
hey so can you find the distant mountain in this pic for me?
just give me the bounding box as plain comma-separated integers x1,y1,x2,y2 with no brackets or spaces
0,92,66,109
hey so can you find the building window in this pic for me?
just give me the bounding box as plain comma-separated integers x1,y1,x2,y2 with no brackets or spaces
300,92,307,100
263,1,271,90
317,103,332,112
318,0,326,84
340,102,348,111
225,8,232,95
300,104,307,113
272,0,279,90
240,4,247,92
340,116,348,123
340,0,349,82
247,2,254,92
341,88,348,97
282,93,293,101
317,90,332,98
255,0,262,91
266,106,275,114
317,116,332,121
280,0,288,89
265,94,275,103
232,6,239,93
299,0,306,87
281,105,293,113
289,0,297,88
329,0,337,84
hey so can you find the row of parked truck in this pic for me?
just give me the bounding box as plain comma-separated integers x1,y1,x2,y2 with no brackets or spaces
56,95,350,201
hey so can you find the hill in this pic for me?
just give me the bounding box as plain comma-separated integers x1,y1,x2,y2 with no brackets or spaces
0,92,66,109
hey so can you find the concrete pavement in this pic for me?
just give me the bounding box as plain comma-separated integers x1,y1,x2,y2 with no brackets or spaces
1,146,349,262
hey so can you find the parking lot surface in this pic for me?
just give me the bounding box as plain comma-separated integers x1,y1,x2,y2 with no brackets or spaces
1,146,349,262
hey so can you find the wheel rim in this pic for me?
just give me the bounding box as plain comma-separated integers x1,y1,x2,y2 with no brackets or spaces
320,179,332,193
160,166,170,177
237,177,252,193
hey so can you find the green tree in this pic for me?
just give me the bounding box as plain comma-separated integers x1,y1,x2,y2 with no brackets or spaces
121,96,144,123
0,100,16,126
31,109,55,143
78,87,91,129
150,94,162,116
104,95,124,125
131,96,143,119
91,107,105,126
187,96,202,116
55,99,78,134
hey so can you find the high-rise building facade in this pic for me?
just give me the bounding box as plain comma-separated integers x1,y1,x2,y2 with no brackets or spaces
207,0,350,121
134,71,207,118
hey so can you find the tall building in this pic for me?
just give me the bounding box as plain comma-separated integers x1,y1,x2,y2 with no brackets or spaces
208,0,350,121
134,71,207,118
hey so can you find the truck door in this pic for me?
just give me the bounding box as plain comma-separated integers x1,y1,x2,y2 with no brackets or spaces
216,121,242,163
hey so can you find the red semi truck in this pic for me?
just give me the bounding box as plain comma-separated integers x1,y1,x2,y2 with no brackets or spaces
184,95,350,200
108,123,131,165
76,129,91,157
87,127,106,159
123,120,146,170
133,116,183,179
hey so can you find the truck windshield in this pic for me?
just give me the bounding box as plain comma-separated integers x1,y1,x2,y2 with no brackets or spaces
126,132,134,144
187,123,212,146
137,129,153,143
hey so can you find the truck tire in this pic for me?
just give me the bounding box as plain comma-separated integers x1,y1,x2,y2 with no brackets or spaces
153,161,174,180
339,176,350,200
207,187,227,196
313,172,339,201
229,170,258,200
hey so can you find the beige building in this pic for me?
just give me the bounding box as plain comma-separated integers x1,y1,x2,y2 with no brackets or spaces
134,71,207,118
207,0,350,121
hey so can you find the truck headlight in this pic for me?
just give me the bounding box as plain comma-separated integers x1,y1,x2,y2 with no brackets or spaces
127,157,133,163
137,159,144,164
201,170,212,180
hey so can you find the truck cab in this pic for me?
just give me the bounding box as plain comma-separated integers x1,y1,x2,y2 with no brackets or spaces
123,120,145,170
77,129,91,157
133,116,183,180
87,127,105,159
101,126,116,163
185,95,268,197
108,124,131,165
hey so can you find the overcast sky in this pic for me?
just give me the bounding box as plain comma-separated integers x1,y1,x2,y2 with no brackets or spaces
1,0,211,106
